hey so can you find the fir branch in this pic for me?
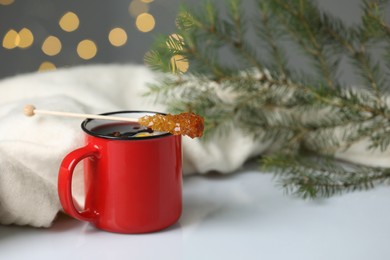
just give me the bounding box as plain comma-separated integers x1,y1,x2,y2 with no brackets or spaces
145,0,390,199
361,0,390,41
319,9,386,100
216,1,265,72
266,0,338,89
368,127,390,151
174,8,233,78
262,155,390,199
387,44,390,76
351,47,383,101
256,1,290,77
180,1,265,73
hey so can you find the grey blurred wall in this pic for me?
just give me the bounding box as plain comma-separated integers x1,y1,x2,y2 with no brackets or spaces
0,0,388,79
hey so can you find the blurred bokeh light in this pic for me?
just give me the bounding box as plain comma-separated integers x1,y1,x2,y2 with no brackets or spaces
109,27,128,47
129,0,149,17
135,13,155,33
41,36,62,56
0,0,14,6
59,12,80,32
38,61,56,71
0,0,184,78
2,29,19,49
77,39,97,60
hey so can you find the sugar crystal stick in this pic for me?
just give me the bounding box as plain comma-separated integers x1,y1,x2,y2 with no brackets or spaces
23,105,204,138
138,112,204,138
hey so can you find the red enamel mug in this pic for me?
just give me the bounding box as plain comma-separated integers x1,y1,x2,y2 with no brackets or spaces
58,111,182,233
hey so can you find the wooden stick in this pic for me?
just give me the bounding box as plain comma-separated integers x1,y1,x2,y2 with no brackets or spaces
23,105,138,122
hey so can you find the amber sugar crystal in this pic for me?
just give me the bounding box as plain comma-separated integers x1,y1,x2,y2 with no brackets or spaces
138,112,204,138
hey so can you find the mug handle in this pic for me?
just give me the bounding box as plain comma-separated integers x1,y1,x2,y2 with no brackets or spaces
58,144,99,222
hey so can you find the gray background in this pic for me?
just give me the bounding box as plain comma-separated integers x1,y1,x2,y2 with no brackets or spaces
0,0,388,80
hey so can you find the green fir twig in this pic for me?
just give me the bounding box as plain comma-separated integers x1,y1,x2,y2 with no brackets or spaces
144,0,390,199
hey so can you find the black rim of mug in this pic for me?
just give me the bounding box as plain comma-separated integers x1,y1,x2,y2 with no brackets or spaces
81,110,172,140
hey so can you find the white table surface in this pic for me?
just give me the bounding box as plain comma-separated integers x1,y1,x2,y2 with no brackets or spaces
1,162,390,260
